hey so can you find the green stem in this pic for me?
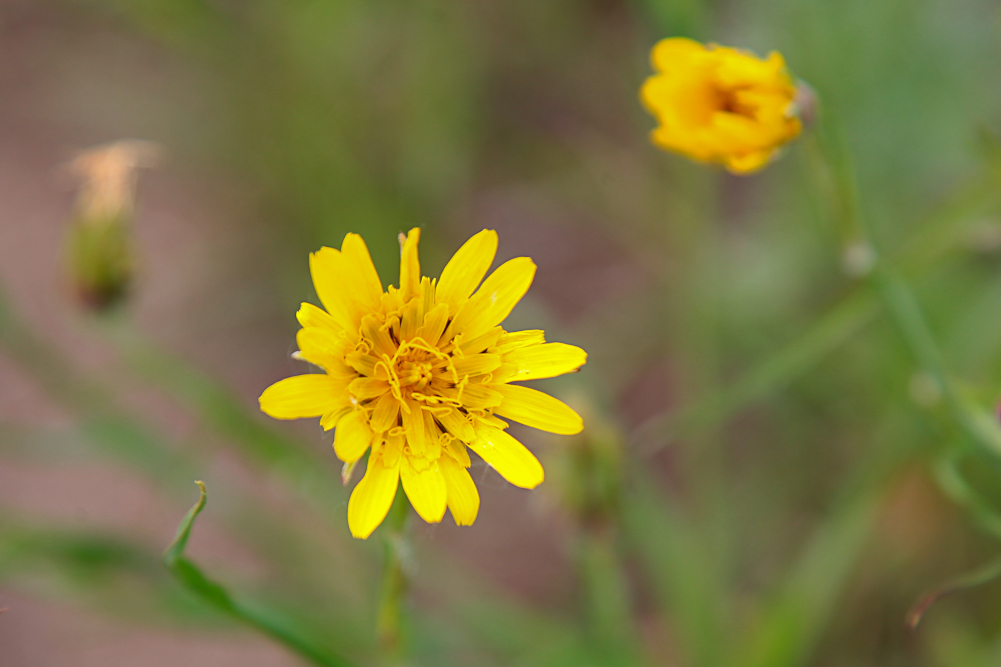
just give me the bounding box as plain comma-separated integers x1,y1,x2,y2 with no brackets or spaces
577,521,643,666
809,116,1001,462
378,486,411,665
635,110,1001,457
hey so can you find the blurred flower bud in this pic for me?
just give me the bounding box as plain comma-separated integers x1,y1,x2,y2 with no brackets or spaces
964,219,1001,255
909,371,943,408
65,140,158,311
544,398,623,528
842,239,877,277
792,80,818,130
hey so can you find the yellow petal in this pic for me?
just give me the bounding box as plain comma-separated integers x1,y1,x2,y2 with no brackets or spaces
348,456,400,539
725,149,773,174
458,327,504,355
451,354,502,379
309,247,356,331
445,436,471,467
499,343,587,382
340,233,383,307
418,276,435,320
493,384,583,435
422,409,442,460
452,257,536,341
320,405,352,431
494,329,545,354
417,303,449,345
360,314,397,358
400,458,447,523
439,409,476,442
650,37,706,72
296,302,341,331
259,374,346,420
334,409,373,462
401,397,426,455
456,384,503,410
349,376,390,400
345,351,381,377
296,327,353,376
399,296,422,342
399,227,421,301
436,229,498,307
370,393,400,433
468,425,544,489
440,455,479,526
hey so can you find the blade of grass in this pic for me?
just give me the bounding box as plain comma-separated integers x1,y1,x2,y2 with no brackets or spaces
734,489,880,667
633,288,880,455
731,405,924,667
622,471,725,667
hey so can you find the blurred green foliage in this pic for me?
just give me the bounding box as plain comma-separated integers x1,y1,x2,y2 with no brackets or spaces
4,0,1001,665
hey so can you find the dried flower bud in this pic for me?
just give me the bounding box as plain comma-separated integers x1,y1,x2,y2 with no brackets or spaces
65,140,158,311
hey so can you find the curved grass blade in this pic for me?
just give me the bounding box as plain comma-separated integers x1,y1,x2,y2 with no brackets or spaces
163,482,356,667
907,556,1001,629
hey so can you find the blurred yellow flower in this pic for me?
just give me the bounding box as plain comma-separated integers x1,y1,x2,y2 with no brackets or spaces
641,38,802,174
260,229,587,538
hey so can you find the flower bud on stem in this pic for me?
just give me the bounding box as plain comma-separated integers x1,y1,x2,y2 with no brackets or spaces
65,140,158,312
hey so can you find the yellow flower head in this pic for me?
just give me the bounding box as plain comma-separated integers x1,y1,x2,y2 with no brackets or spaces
640,38,803,174
260,229,587,539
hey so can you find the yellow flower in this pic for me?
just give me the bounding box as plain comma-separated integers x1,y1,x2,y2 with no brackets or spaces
260,229,587,539
640,38,802,174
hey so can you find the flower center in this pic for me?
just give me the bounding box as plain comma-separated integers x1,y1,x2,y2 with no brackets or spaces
385,339,451,398
396,359,434,390
715,86,755,118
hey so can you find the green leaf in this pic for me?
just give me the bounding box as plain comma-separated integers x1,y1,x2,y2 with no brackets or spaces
163,482,357,667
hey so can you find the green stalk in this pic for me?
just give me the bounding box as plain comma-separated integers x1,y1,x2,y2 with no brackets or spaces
634,128,1001,456
810,112,1001,461
577,522,643,667
378,486,412,665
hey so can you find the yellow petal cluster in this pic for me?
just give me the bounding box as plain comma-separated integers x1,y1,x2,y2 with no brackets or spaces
260,229,587,539
641,38,802,174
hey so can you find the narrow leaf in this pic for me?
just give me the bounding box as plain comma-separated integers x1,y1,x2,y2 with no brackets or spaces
163,482,356,667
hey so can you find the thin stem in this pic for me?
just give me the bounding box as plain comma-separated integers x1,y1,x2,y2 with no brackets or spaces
577,521,643,666
378,486,411,665
810,113,1001,462
633,147,1001,456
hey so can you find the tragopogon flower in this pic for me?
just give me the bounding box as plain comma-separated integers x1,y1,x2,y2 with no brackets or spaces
640,38,802,174
260,229,587,538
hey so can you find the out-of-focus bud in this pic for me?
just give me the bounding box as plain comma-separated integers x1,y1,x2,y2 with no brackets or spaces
544,398,623,528
909,371,943,408
792,80,818,130
842,239,877,278
65,140,159,311
964,219,1001,255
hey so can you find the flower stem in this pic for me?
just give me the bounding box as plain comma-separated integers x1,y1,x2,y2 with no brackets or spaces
809,111,1001,460
378,485,411,665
